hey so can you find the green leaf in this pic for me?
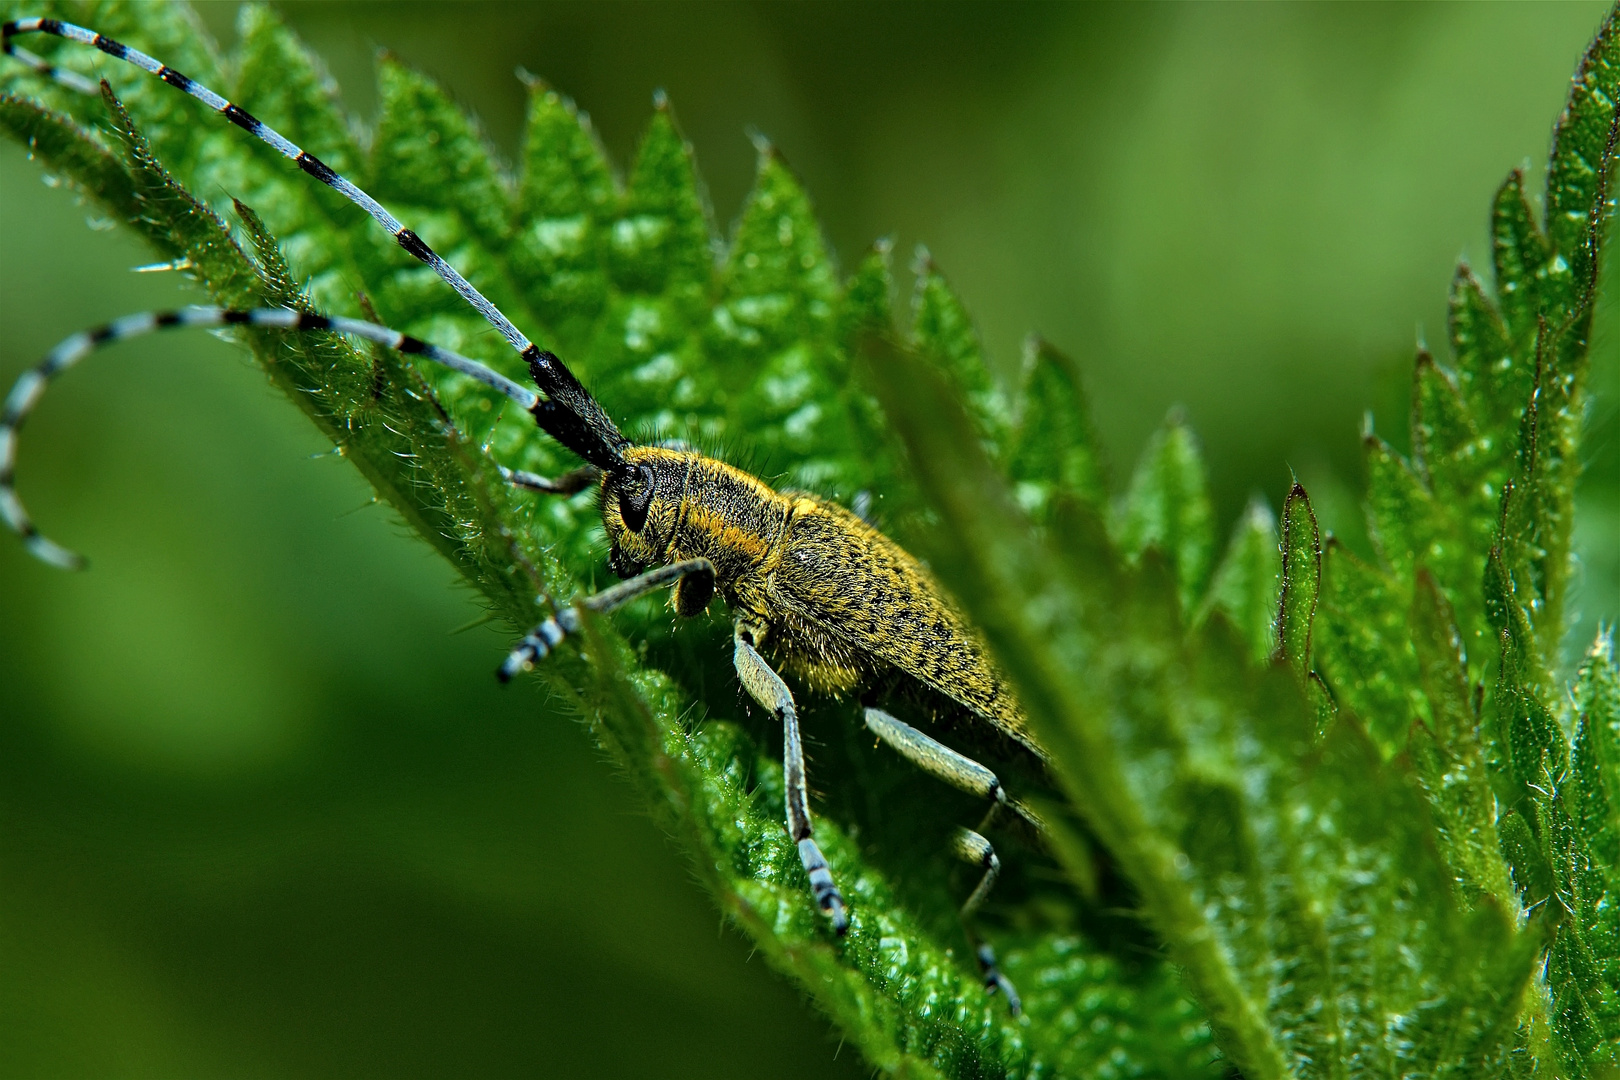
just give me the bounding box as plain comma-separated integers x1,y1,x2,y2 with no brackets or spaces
862,335,1538,1080
1114,414,1216,617
1406,570,1515,910
1315,539,1420,755
1007,335,1108,523
1275,482,1320,677
910,249,1013,453
1490,169,1553,349
6,3,1619,1077
1197,496,1280,664
0,5,1230,1074
710,142,849,492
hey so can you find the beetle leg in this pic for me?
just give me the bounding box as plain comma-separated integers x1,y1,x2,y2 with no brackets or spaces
497,557,714,680
498,463,600,494
952,827,1021,1015
864,705,1005,802
865,706,1022,1014
735,623,849,934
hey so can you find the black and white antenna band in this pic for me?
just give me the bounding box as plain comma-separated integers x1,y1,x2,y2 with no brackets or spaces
0,306,541,570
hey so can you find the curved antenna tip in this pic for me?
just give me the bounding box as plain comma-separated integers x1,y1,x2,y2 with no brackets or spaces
28,535,86,571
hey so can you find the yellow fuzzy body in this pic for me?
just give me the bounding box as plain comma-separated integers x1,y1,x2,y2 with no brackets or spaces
601,446,1033,750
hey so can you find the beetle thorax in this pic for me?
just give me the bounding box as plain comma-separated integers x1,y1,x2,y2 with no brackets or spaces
600,447,792,587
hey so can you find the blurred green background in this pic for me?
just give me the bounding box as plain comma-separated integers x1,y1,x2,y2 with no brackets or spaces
1,2,1615,1076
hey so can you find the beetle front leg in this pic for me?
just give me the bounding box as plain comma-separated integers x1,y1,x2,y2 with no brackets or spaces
734,622,849,934
498,558,715,680
498,463,601,494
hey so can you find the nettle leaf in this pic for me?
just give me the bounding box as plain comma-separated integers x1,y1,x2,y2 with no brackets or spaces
1007,335,1108,523
5,2,1619,1077
1403,568,1516,910
0,3,1224,1075
1196,496,1280,665
1316,538,1422,755
1114,414,1216,618
1320,10,1620,1075
863,335,1538,1080
911,249,1014,454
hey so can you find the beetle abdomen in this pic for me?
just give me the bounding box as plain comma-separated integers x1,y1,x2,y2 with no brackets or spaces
768,496,1031,746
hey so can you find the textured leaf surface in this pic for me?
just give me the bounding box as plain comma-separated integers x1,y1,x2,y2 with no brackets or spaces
0,3,1220,1075
3,3,1618,1077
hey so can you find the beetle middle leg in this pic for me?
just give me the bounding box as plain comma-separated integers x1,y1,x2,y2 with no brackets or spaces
734,622,849,934
864,706,1023,1014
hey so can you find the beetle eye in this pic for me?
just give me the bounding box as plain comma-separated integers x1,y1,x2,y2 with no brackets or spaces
617,464,656,533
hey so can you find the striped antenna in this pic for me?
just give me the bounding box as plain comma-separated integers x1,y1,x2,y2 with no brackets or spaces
1,16,625,466
0,307,543,569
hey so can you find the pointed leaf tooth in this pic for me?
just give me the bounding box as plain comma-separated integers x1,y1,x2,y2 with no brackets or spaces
1414,349,1486,498
371,57,513,249
1008,336,1108,521
1406,569,1518,908
1448,260,1527,433
518,83,617,219
1198,496,1280,663
1572,703,1620,872
910,248,1013,451
837,243,912,502
1412,569,1475,742
1115,414,1216,616
1572,639,1620,978
719,143,838,330
1498,809,1554,909
590,99,717,436
1411,353,1502,636
1315,538,1420,755
1364,432,1438,581
1407,719,1515,911
1495,623,1569,816
1545,924,1617,1073
1574,632,1620,825
712,144,845,487
1545,9,1620,308
510,82,617,339
615,99,714,298
840,238,895,342
233,6,354,170
714,143,840,361
362,57,538,425
1275,482,1320,679
1570,707,1620,1045
1492,168,1552,343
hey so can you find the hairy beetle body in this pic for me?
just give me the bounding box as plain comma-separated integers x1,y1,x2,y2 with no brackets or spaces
604,447,1032,748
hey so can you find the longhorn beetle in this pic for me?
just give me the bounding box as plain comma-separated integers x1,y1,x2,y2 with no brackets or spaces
2,15,1043,1013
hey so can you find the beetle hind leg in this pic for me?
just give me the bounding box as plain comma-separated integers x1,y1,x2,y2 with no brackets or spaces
864,706,1024,1014
953,826,1021,1015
